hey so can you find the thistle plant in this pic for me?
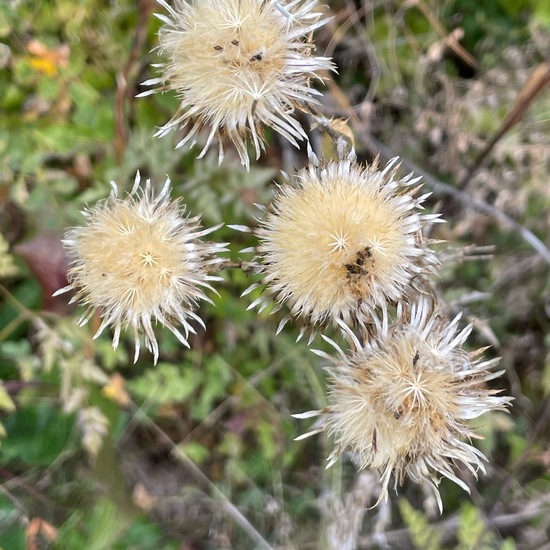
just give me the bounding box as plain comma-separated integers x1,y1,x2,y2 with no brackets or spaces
49,0,513,538
139,0,334,169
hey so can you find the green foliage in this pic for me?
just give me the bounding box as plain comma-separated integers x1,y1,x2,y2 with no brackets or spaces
0,382,15,413
457,504,517,550
366,10,433,95
442,0,531,52
0,0,548,547
400,499,442,550
456,503,491,550
128,362,203,408
55,498,179,550
56,498,124,550
1,402,76,466
0,233,18,278
533,2,550,27
179,441,210,465
112,515,181,550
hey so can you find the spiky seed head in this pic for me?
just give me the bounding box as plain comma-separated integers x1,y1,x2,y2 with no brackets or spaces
140,0,334,169
246,155,441,333
55,172,226,364
295,300,512,512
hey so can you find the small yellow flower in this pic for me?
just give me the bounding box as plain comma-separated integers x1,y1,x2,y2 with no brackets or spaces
245,155,440,334
55,172,226,363
295,300,512,511
140,0,334,169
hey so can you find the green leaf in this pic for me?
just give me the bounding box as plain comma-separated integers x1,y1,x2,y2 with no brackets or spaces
399,499,441,550
257,418,278,461
128,362,201,406
0,402,76,466
191,354,232,420
534,2,550,26
113,514,180,550
56,498,131,550
179,441,210,465
0,493,25,550
457,503,491,550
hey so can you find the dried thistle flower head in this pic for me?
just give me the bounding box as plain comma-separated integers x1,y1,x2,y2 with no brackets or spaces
244,155,440,335
295,301,512,512
55,172,226,364
140,0,334,169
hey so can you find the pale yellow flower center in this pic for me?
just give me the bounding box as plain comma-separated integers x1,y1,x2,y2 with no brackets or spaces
268,177,408,312
171,1,288,110
78,203,185,312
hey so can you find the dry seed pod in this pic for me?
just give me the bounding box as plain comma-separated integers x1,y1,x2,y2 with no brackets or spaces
295,300,512,512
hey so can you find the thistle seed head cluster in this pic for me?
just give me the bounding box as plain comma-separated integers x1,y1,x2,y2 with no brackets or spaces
140,0,334,168
245,155,440,333
295,301,512,511
50,0,512,515
56,172,226,364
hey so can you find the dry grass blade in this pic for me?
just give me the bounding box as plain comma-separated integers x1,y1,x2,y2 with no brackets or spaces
457,62,550,190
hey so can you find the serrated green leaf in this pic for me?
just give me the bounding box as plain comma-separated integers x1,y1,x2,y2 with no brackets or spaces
399,499,441,550
128,363,201,406
457,503,492,550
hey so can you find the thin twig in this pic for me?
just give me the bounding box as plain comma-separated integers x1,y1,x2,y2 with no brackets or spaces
322,73,550,266
114,0,154,165
126,405,273,549
209,258,243,271
0,468,53,508
359,492,550,548
488,396,550,519
363,135,550,267
457,62,550,190
406,0,478,72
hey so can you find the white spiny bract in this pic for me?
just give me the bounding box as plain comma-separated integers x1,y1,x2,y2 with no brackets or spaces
243,154,441,337
55,172,226,364
139,0,334,169
294,300,512,512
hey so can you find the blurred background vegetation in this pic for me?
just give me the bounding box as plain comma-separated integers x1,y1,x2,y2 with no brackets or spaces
1,0,550,548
